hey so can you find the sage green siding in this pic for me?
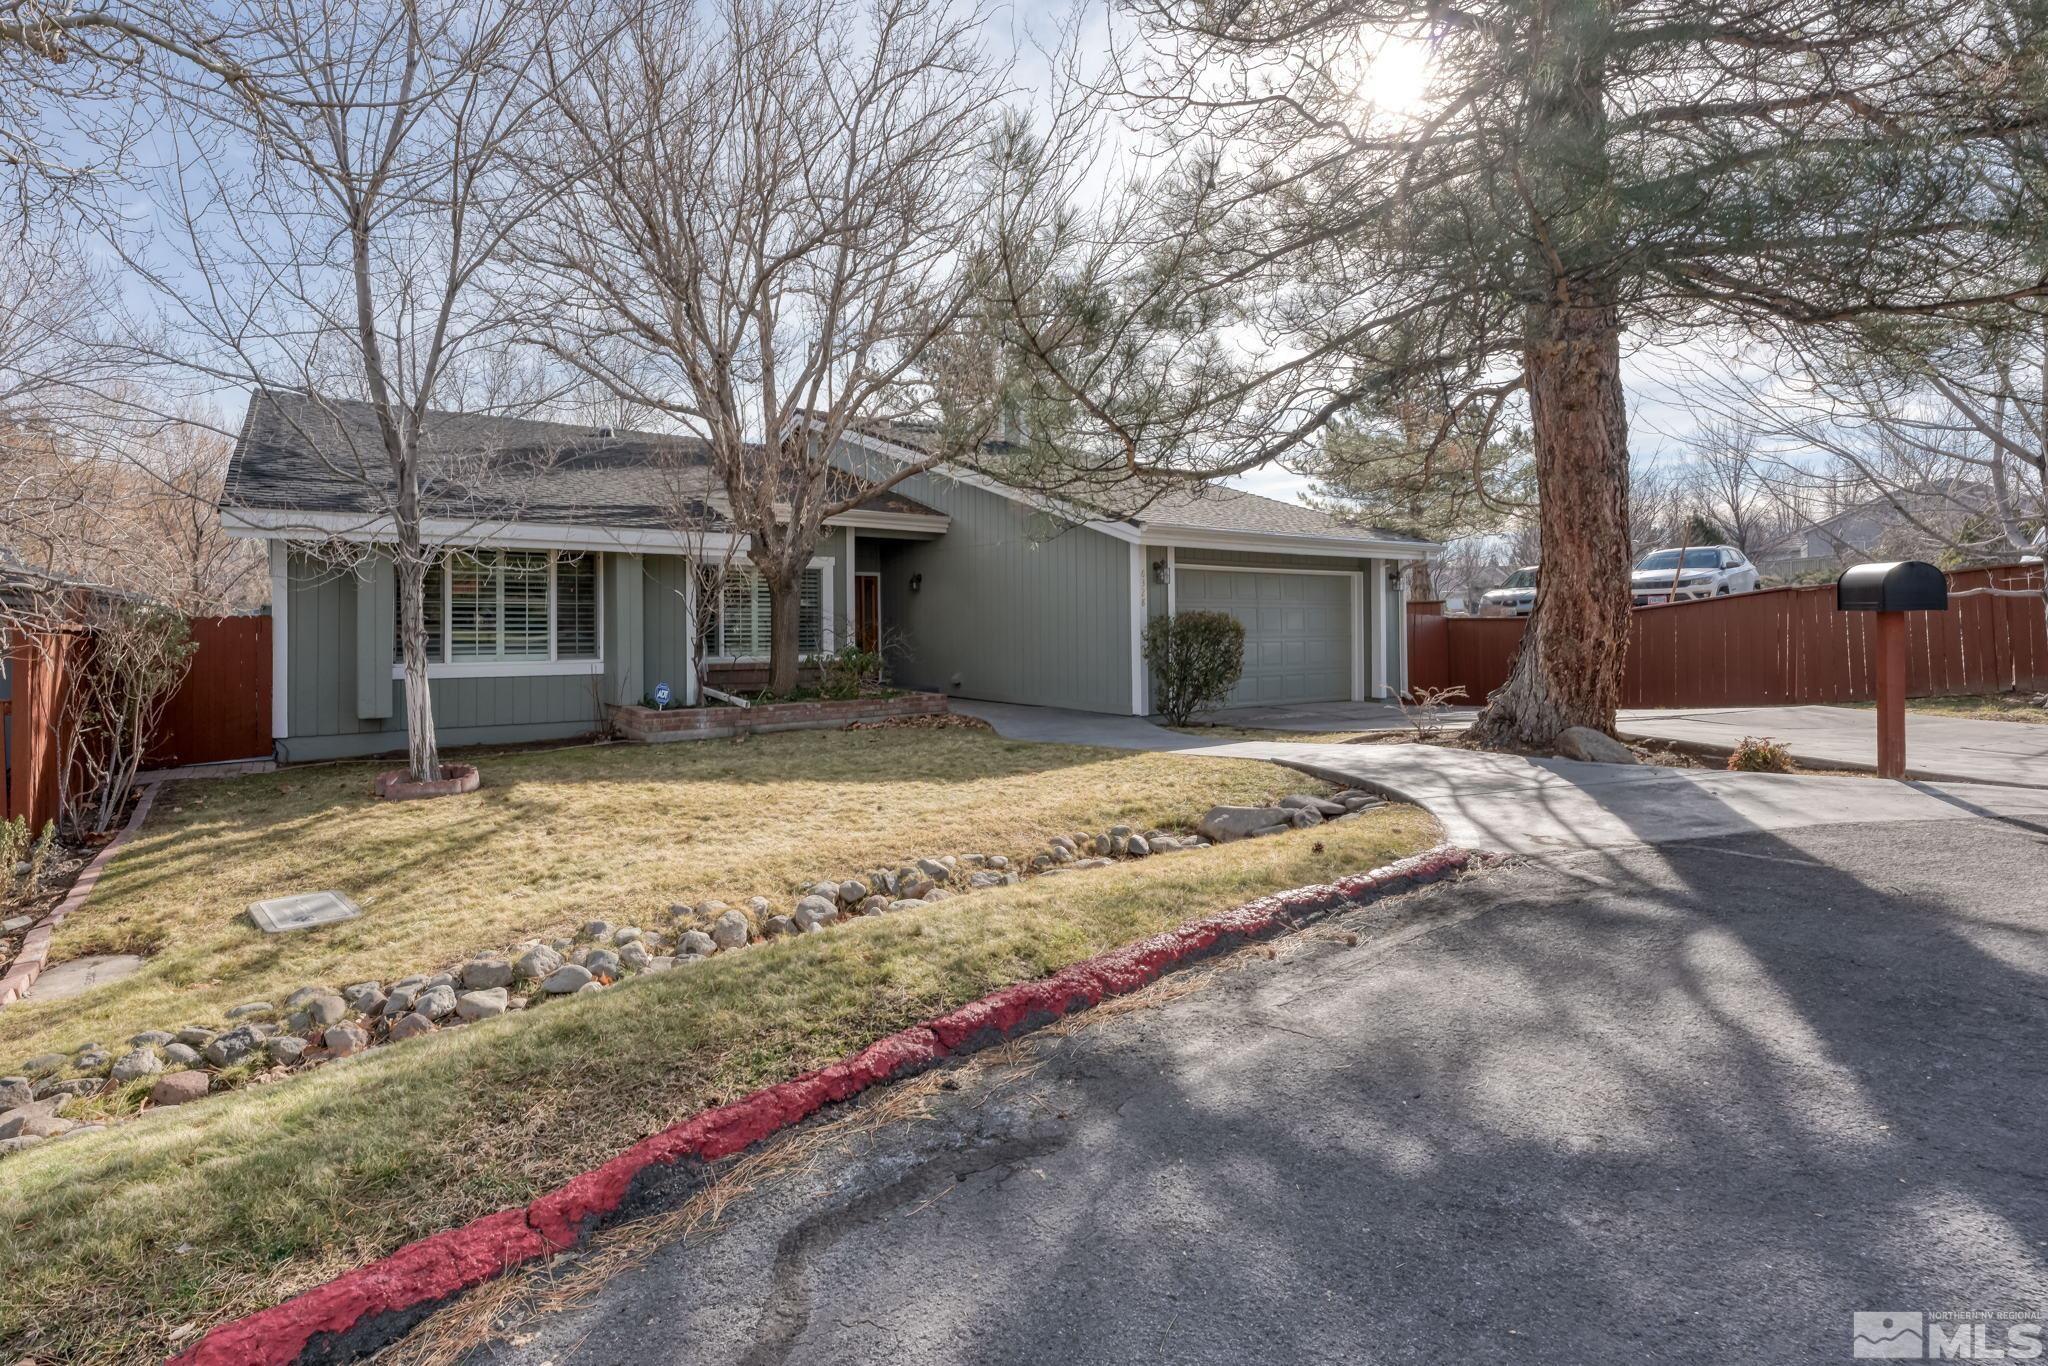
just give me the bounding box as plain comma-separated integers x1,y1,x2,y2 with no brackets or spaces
829,452,1136,713
281,549,607,761
640,553,693,700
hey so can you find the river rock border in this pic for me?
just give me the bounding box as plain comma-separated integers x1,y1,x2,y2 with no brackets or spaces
165,844,1475,1366
0,787,1388,1155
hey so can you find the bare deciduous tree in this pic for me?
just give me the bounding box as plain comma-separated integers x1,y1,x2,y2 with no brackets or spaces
108,0,560,780
513,0,1012,695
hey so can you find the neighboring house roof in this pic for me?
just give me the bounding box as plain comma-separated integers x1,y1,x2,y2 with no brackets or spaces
839,418,1437,554
1754,480,1995,565
222,391,943,532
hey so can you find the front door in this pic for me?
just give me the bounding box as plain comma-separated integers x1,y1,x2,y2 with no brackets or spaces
855,573,881,652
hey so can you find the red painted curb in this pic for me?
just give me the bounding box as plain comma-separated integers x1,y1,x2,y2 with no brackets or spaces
167,845,1473,1366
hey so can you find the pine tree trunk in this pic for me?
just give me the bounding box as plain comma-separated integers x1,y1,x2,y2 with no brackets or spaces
397,552,442,781
1472,294,1633,748
765,570,803,697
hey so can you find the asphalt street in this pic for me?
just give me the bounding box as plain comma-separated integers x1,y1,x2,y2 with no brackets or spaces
471,818,2048,1366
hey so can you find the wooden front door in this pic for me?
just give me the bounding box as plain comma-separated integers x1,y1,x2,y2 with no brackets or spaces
855,574,881,652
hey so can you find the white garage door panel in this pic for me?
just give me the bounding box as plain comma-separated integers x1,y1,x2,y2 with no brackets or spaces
1175,568,1355,705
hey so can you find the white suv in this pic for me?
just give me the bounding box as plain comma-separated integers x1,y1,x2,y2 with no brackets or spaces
1478,566,1538,616
1630,545,1761,606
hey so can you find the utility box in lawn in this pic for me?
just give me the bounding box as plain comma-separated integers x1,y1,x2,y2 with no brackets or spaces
1835,561,1949,780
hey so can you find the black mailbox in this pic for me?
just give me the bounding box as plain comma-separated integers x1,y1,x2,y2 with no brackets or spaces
1837,560,1948,613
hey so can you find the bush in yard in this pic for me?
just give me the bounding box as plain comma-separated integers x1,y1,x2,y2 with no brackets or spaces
1144,611,1247,725
1727,735,1794,773
818,644,887,700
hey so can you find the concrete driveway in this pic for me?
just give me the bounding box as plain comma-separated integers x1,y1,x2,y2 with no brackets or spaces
953,700,2048,858
1202,698,1478,732
1617,705,2048,788
471,817,2048,1366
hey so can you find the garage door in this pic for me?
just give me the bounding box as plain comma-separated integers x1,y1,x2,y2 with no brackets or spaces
1175,568,1355,705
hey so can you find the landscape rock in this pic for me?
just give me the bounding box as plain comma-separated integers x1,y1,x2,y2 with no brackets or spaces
225,1001,273,1020
72,1047,110,1072
762,915,798,938
1,914,33,933
1196,806,1293,843
174,1027,215,1048
163,1043,202,1067
0,1100,76,1139
576,980,605,994
1126,834,1151,857
898,875,935,901
343,982,386,1012
677,929,717,956
1278,794,1347,817
0,1135,45,1155
581,919,615,941
150,1072,210,1107
584,948,622,981
793,897,838,932
746,896,774,917
456,988,508,1021
857,894,892,915
35,1077,98,1099
320,1023,370,1057
710,910,751,949
810,880,841,901
383,983,423,1017
202,1025,264,1068
110,1048,163,1083
1289,806,1325,829
514,945,563,981
542,963,595,994
0,1077,30,1109
643,957,675,973
618,941,652,971
837,879,869,905
887,899,925,913
128,1030,175,1048
613,927,643,946
388,1012,436,1041
413,984,458,1020
266,1035,310,1067
1048,836,1076,854
915,857,951,883
296,994,348,1028
1556,726,1638,765
460,958,515,991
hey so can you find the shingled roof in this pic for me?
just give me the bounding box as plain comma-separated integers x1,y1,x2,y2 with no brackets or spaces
842,418,1434,550
223,391,942,529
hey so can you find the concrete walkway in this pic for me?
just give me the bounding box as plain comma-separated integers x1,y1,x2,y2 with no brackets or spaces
1617,704,2048,788
956,700,2048,857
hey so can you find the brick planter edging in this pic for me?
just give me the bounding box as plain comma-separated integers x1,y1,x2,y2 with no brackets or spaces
610,693,946,743
0,783,158,1009
169,845,1476,1366
373,763,481,801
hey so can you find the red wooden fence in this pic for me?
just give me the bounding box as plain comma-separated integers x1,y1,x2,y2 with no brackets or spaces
2,630,86,832
148,616,272,768
1410,562,2048,708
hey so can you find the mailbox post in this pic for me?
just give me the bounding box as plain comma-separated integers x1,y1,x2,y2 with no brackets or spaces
1835,561,1949,780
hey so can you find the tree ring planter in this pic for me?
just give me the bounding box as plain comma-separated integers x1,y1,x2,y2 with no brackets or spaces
611,693,946,743
374,764,481,801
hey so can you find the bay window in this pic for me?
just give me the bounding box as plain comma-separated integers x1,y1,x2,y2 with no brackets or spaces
397,549,601,668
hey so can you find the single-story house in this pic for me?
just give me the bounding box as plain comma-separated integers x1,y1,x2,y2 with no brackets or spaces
221,391,1435,761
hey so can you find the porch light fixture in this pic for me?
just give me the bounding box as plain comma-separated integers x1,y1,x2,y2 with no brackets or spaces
908,572,923,593
1151,558,1168,585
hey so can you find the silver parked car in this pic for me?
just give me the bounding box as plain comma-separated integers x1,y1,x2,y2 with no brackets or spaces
1631,545,1761,606
1479,566,1538,616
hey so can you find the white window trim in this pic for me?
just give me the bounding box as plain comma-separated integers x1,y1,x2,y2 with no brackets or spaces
392,548,605,680
703,557,835,663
